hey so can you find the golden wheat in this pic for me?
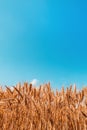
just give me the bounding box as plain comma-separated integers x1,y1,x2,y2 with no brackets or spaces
0,82,87,130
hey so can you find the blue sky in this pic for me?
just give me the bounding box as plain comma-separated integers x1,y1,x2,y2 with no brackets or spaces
0,0,87,89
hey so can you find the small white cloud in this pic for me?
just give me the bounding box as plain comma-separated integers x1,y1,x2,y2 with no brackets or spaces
30,79,39,86
10,87,14,91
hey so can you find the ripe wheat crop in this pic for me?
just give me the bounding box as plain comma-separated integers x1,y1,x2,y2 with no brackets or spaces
0,82,87,130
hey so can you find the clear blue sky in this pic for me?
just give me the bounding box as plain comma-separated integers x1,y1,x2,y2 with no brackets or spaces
0,0,87,89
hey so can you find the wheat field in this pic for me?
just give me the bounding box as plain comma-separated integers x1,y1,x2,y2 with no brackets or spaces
0,82,87,130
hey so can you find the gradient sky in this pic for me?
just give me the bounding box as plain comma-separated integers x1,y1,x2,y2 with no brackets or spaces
0,0,87,89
